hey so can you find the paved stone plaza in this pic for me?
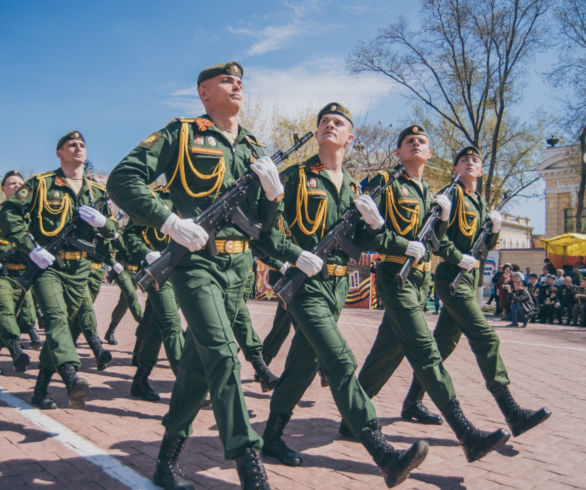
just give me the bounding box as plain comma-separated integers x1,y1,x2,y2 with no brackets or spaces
1,284,585,489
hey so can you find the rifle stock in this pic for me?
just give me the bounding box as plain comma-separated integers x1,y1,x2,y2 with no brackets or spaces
134,132,314,291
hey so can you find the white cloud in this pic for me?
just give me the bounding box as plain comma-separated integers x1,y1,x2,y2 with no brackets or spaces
165,57,396,130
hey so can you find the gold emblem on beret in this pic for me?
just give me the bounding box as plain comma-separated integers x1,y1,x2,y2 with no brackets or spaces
467,149,473,154
412,126,420,133
231,64,239,74
331,104,337,111
73,132,80,138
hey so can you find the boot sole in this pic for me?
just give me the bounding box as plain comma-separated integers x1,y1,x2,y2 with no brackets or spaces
384,440,429,488
262,447,303,467
31,397,57,410
401,410,443,425
68,378,90,409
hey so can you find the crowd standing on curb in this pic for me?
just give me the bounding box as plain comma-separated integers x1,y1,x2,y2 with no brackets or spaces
0,61,554,490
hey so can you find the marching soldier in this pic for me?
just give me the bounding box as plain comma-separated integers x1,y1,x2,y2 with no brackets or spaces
389,146,550,439
123,186,184,402
352,126,511,463
262,103,428,488
0,131,117,409
107,61,309,489
103,228,144,345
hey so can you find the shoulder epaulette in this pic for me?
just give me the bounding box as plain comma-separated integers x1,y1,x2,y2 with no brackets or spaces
35,171,56,180
89,180,107,192
244,134,266,147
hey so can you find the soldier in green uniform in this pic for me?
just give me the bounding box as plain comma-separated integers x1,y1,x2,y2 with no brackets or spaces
103,224,144,345
123,186,184,402
107,61,307,489
262,104,428,489
369,146,551,441
0,131,117,409
353,126,510,463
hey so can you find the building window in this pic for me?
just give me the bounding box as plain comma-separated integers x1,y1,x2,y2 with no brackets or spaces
564,208,586,233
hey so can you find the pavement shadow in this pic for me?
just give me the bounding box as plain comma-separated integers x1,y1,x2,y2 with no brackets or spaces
0,420,57,443
412,472,466,488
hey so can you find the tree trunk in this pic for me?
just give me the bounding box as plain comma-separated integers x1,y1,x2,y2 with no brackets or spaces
576,127,586,233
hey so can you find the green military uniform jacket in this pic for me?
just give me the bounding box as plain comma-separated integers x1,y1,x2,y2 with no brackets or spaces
107,116,299,264
437,182,498,266
278,154,360,268
357,170,445,260
0,168,117,255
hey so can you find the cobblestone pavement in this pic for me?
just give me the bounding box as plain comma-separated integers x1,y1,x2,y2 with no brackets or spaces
1,284,585,489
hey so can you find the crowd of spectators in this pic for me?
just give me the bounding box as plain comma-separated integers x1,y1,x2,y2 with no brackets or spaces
487,258,585,328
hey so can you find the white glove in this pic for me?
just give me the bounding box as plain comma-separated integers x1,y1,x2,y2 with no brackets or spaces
457,254,477,272
112,263,124,275
250,156,284,202
355,195,385,231
145,251,161,265
79,205,107,228
160,213,209,252
279,261,290,275
29,246,55,269
433,194,452,222
488,210,502,233
295,251,323,277
405,241,425,262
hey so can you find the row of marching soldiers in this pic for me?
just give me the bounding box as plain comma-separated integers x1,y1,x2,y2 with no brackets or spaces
0,60,551,490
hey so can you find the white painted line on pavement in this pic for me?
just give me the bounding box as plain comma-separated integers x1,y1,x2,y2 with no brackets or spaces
0,385,159,490
499,339,586,352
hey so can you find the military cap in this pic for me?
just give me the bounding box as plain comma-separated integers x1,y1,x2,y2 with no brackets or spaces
197,61,243,86
454,145,482,165
317,102,353,127
397,124,427,148
57,130,85,150
529,273,538,278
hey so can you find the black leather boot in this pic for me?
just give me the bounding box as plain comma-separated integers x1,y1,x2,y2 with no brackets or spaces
131,366,160,401
7,338,30,372
27,324,43,349
262,412,303,466
442,398,510,462
152,431,194,490
401,376,443,425
492,386,551,437
250,353,279,392
57,362,89,409
360,424,428,488
87,335,112,371
31,369,57,409
235,448,270,490
104,324,118,345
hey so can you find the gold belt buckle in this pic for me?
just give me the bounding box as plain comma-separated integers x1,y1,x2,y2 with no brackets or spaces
224,240,234,253
333,265,345,276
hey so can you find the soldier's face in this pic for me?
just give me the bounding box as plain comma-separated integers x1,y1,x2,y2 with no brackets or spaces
396,135,432,164
315,114,354,149
2,175,24,199
198,75,243,114
57,139,86,167
455,154,483,179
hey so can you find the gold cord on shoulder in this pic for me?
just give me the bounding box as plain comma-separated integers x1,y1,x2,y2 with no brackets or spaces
449,186,477,238
288,166,327,237
165,122,225,200
384,174,419,236
35,176,72,236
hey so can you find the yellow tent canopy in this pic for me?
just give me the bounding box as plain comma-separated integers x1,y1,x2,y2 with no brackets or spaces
542,233,586,267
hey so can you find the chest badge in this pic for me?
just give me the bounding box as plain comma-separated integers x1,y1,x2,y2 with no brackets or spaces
194,136,204,145
401,186,409,196
207,136,216,146
308,178,317,188
53,191,60,199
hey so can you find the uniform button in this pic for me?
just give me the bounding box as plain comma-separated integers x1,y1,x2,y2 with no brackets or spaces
225,240,234,253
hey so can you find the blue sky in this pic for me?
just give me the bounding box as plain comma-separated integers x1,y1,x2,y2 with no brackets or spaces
0,0,562,233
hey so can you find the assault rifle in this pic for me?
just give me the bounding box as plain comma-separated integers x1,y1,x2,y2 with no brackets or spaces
16,196,108,292
448,189,511,295
134,132,314,291
396,174,461,289
273,164,405,307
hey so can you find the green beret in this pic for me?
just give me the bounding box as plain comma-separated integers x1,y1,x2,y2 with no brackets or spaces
454,145,481,165
317,102,353,127
197,61,243,86
397,124,427,148
56,130,85,150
